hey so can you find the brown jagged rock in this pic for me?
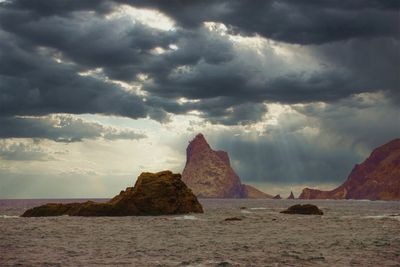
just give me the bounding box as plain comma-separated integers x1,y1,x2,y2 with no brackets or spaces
272,194,282,199
182,134,246,198
22,171,203,217
280,204,323,215
242,184,273,199
299,139,400,200
287,191,295,199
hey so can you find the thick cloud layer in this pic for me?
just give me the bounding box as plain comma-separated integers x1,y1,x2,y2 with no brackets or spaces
0,1,398,195
1,0,398,128
0,115,146,142
128,0,400,44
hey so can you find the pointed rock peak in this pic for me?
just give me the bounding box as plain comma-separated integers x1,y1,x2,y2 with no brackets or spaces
287,191,295,199
190,133,208,145
186,133,211,161
182,133,245,198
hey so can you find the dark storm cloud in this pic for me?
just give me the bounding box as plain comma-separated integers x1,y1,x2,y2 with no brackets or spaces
293,93,400,150
0,29,153,119
0,6,178,77
123,0,400,44
0,0,399,129
0,115,146,142
1,0,114,16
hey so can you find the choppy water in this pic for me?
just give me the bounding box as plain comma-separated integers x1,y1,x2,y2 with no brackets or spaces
1,199,399,266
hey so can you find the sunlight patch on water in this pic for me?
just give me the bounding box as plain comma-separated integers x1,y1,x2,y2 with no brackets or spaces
173,215,199,220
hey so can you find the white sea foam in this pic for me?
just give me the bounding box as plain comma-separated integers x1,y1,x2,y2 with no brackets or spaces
250,207,267,210
0,215,20,219
364,214,400,221
241,210,252,214
173,215,199,220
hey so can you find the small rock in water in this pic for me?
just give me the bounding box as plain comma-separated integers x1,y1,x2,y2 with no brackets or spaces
240,206,247,209
280,204,323,215
217,261,233,267
224,217,243,221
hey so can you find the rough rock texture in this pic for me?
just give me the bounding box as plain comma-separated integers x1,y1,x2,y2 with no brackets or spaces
182,134,247,198
299,139,400,200
280,204,323,215
22,171,203,217
287,191,295,199
242,184,272,199
272,194,282,199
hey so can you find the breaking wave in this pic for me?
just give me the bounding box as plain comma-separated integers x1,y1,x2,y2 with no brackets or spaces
0,215,20,219
173,215,199,220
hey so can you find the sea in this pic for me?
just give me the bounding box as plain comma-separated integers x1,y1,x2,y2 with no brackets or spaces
1,199,399,266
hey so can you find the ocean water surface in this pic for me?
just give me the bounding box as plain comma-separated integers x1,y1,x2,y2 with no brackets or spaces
1,199,399,266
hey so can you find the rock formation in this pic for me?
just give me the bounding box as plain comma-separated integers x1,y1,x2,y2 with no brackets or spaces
280,204,323,215
182,133,271,198
242,184,273,199
287,191,295,199
299,139,400,201
272,194,282,199
22,171,203,217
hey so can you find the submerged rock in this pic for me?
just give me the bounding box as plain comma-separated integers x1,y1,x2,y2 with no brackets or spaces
224,217,243,221
280,204,323,215
272,194,282,199
22,171,203,217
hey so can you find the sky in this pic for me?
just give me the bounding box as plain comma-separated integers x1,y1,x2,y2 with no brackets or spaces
0,0,399,198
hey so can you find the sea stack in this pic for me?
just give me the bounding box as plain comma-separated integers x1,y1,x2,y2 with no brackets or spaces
22,171,203,217
272,194,282,199
287,191,295,199
182,133,271,198
281,204,323,215
299,139,400,200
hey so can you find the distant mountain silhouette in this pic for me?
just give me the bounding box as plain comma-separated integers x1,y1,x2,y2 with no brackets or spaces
182,133,272,198
300,139,400,200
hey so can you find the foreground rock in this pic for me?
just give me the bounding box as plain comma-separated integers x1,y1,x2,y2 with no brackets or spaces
299,139,400,200
280,204,323,215
182,133,272,198
22,171,203,217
